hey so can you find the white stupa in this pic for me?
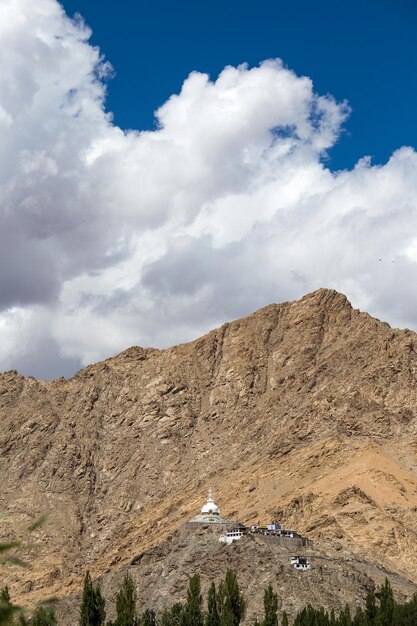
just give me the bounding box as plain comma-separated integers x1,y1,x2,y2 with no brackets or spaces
189,489,232,525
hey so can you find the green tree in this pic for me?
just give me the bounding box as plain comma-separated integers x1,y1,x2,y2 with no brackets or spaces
353,607,366,626
115,573,137,626
379,579,394,626
183,575,203,626
262,586,278,626
218,570,245,626
31,606,57,626
140,609,157,626
338,604,352,626
365,592,377,626
206,582,220,626
159,602,183,626
161,604,184,626
317,607,330,626
79,571,106,626
281,613,288,626
293,606,308,626
160,610,171,626
0,585,16,626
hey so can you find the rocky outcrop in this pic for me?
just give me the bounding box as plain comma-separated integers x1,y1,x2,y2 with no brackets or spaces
56,525,417,624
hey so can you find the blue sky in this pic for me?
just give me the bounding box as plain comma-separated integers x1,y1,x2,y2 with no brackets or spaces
61,0,417,171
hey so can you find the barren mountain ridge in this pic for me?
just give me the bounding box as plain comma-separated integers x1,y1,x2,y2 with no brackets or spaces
2,288,417,618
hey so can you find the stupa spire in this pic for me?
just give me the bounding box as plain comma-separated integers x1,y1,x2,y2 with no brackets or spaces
189,488,231,525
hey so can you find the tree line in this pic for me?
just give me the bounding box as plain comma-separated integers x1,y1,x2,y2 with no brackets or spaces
79,569,245,626
2,571,417,626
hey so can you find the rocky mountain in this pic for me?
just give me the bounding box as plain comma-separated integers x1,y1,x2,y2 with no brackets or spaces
2,288,417,618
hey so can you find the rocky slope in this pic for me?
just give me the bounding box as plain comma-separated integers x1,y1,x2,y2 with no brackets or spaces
56,525,417,624
2,288,417,615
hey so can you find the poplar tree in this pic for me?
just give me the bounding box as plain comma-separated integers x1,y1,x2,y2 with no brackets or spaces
161,604,184,626
262,586,278,626
218,570,246,626
79,571,106,626
281,612,288,626
183,575,203,626
339,604,352,626
115,573,137,626
206,582,220,626
172,604,185,626
365,591,377,626
353,607,366,626
379,579,394,626
293,606,307,626
141,609,157,626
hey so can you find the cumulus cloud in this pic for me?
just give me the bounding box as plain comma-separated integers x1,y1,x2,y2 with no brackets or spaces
1,0,417,378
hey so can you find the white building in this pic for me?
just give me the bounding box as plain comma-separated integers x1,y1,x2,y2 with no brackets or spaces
219,524,248,544
291,556,311,570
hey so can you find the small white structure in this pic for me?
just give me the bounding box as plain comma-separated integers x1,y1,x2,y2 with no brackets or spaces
291,556,311,571
267,522,281,532
219,524,248,544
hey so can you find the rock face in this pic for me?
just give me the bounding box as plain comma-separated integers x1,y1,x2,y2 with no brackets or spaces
55,525,417,625
2,288,417,615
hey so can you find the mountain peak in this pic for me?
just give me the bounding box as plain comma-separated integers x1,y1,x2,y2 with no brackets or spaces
302,287,351,306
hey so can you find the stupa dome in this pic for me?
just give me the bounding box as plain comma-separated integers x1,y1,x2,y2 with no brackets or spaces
188,488,232,525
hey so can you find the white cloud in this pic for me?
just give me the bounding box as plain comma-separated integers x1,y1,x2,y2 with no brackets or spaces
1,0,417,378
